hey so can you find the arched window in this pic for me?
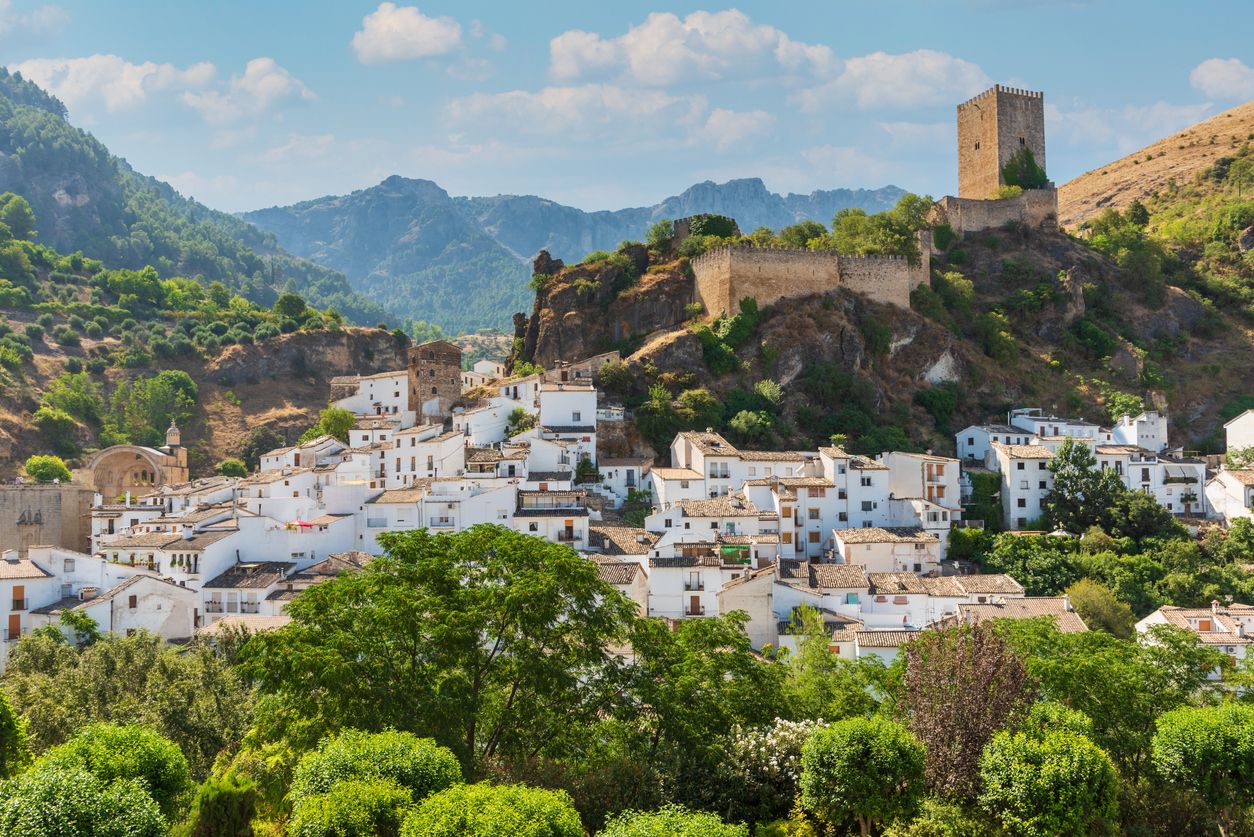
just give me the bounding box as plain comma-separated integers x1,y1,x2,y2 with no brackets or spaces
431,386,437,395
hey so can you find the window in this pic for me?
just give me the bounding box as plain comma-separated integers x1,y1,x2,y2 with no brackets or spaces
63,558,74,573
1017,517,1027,528
1019,480,1029,490
572,411,581,423
664,519,672,528
810,487,826,498
528,522,538,532
1039,481,1047,489
1016,462,1025,471
838,512,848,522
782,532,792,544
748,467,756,477
808,508,820,520
1198,619,1212,632
128,595,137,609
860,476,872,487
680,480,689,489
838,489,847,500
1017,498,1026,508
1039,462,1047,470
710,522,718,530
967,437,974,446
974,141,981,150
808,531,821,543
861,501,874,511
1019,136,1025,146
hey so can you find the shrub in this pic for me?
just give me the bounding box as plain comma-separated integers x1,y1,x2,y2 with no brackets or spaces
859,316,891,357
36,313,53,328
215,458,248,478
64,356,83,373
932,224,956,251
175,772,257,837
254,323,279,340
0,767,166,836
36,723,193,819
1001,148,1048,190
52,324,80,346
0,692,31,779
23,323,43,341
23,454,71,483
401,782,583,837
289,729,461,808
84,321,103,338
601,804,749,836
289,778,413,837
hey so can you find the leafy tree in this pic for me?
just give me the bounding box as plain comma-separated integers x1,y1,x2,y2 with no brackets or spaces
506,406,537,437
1044,438,1127,533
1126,200,1150,228
107,370,198,447
238,424,284,470
898,623,1033,800
1019,701,1095,739
982,534,1081,595
273,292,307,319
785,606,884,721
3,632,253,780
1228,446,1254,469
1103,490,1185,542
23,454,70,483
978,729,1118,837
646,220,674,250
215,458,247,477
721,718,827,825
1064,578,1135,639
242,526,637,768
0,192,36,240
174,772,257,837
298,406,355,444
779,221,827,249
0,693,30,779
729,409,772,443
1000,148,1048,190
288,728,461,807
36,723,192,819
687,214,738,239
39,371,104,424
0,767,166,836
800,716,925,836
401,782,584,837
32,406,78,454
676,388,724,430
601,804,748,836
289,778,413,837
1152,703,1254,837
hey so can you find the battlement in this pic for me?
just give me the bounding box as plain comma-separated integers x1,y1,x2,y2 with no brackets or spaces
957,84,1047,199
958,84,1044,109
691,238,927,318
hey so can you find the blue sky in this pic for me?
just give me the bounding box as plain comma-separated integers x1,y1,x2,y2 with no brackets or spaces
3,0,1251,213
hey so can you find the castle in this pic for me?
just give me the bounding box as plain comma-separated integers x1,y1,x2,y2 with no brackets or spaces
689,84,1058,318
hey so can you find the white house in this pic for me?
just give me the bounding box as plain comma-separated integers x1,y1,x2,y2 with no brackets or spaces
832,527,942,575
988,442,1055,529
1111,411,1169,452
30,575,196,640
202,561,294,624
331,370,411,423
0,549,58,667
1206,469,1254,526
514,490,589,547
955,424,1036,462
389,426,465,487
453,397,526,446
1226,410,1254,453
1136,602,1254,675
1008,408,1102,440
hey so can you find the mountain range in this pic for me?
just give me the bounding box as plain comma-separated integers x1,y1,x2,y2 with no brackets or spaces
242,177,907,333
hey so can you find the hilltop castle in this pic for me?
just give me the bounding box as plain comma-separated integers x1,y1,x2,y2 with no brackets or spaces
689,84,1059,318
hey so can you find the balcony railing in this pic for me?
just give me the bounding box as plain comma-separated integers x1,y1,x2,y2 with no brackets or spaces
204,601,224,614
556,533,582,543
3,628,27,642
684,605,706,617
9,599,27,612
240,602,260,615
683,581,705,591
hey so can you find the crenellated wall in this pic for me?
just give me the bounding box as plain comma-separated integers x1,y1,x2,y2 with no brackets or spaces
691,234,929,317
929,188,1058,237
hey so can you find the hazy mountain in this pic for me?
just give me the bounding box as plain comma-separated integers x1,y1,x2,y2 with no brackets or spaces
243,176,907,332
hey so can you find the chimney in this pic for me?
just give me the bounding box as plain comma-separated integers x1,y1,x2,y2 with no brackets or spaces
181,523,194,540
1062,594,1072,612
79,586,97,601
1,549,17,564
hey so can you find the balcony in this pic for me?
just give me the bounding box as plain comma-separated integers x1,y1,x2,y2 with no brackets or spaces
684,605,706,617
204,601,224,614
556,532,582,543
9,599,27,612
3,628,27,642
683,581,705,592
240,602,261,615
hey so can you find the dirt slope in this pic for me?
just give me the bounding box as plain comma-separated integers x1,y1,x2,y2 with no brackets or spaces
1058,100,1254,228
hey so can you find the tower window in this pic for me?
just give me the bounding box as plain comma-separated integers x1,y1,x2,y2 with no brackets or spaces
1019,137,1025,145
974,141,980,150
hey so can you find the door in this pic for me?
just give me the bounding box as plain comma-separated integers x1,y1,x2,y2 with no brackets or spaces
6,613,19,642
689,595,701,616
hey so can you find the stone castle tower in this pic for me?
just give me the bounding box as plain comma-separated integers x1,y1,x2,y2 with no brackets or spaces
407,339,463,424
957,85,1046,199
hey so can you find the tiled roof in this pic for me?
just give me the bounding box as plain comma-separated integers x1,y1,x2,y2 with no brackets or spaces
777,477,835,488
957,598,1088,633
811,564,870,589
651,467,703,480
526,471,572,482
594,561,643,585
196,614,291,636
203,561,294,590
818,446,850,459
991,442,1054,459
103,532,183,549
950,574,1025,595
739,450,807,462
1154,605,1254,644
368,488,427,504
588,526,657,556
676,496,758,517
856,629,919,647
466,447,502,464
867,573,930,594
849,455,888,471
289,551,373,582
676,431,739,456
0,557,53,580
1095,445,1150,455
835,526,938,544
1222,469,1254,486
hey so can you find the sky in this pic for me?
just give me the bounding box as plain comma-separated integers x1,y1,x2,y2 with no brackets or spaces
2,0,1252,214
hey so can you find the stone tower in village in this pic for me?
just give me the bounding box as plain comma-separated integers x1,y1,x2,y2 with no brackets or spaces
956,85,1046,199
408,339,463,424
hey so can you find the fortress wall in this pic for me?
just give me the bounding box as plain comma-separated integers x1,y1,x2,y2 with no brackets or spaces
691,246,732,318
931,188,1057,237
694,246,840,316
838,255,923,307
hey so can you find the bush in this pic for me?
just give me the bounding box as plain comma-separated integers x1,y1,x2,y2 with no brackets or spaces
36,313,53,328
64,357,82,373
289,778,413,837
36,723,192,819
289,729,462,808
0,693,30,779
175,772,257,837
23,323,43,341
401,782,583,837
52,324,80,346
601,804,749,836
0,767,166,836
23,454,71,483
215,458,248,478
84,321,103,338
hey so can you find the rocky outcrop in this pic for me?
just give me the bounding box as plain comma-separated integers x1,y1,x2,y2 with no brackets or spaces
206,328,409,384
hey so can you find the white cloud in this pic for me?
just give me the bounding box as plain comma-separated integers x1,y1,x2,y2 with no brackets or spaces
796,49,990,111
699,108,774,150
1046,100,1213,155
9,54,215,112
876,121,952,149
182,57,314,124
158,170,239,203
1189,58,1254,101
549,10,836,86
0,0,68,38
352,2,462,63
256,133,336,164
446,83,770,151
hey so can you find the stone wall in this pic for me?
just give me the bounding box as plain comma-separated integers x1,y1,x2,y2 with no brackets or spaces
930,188,1058,237
957,86,1046,199
691,234,929,316
0,484,95,554
408,340,463,422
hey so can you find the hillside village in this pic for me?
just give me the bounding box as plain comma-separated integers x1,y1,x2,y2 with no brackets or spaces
3,87,1251,676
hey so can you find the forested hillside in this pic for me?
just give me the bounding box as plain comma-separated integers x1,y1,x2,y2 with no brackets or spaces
0,69,386,324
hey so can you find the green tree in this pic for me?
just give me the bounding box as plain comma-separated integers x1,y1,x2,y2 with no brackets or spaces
676,388,724,430
1064,578,1135,639
0,767,166,836
40,371,104,424
646,219,674,250
242,526,637,769
1152,703,1254,837
401,782,583,837
288,729,461,808
601,804,748,836
107,370,198,447
299,406,355,444
174,773,257,837
1228,446,1254,469
273,292,307,319
785,606,884,721
1043,438,1127,533
1102,490,1186,543
215,458,247,477
1000,148,1048,190
3,632,253,780
0,692,31,779
23,454,71,483
729,409,772,443
289,779,413,837
800,717,925,836
35,723,192,819
238,424,284,470
0,193,36,240
1126,200,1150,228
978,729,1118,837
506,406,536,437
32,406,78,455
779,221,827,249
898,623,1033,800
